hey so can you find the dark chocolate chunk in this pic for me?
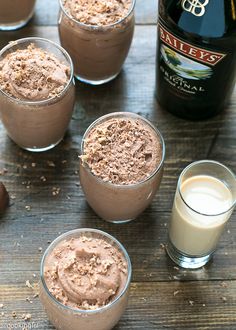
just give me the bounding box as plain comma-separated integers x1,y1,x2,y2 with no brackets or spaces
0,182,9,213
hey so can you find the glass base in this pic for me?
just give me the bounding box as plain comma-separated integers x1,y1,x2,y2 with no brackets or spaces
75,73,119,85
21,139,62,152
166,238,212,269
105,218,134,224
0,13,34,31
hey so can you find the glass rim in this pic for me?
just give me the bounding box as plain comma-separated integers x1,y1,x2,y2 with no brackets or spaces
59,0,136,29
0,37,74,105
40,228,132,314
80,111,165,188
177,160,236,217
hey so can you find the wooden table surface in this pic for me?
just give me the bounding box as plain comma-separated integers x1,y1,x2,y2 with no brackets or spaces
0,0,236,329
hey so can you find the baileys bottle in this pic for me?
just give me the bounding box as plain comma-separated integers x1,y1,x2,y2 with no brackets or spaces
156,0,236,120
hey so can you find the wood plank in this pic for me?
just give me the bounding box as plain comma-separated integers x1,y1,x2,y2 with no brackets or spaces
0,212,235,282
0,282,235,329
32,0,157,26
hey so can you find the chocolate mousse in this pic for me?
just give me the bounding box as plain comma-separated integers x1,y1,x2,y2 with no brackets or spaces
0,44,69,101
58,0,135,84
44,235,127,309
40,229,131,330
0,39,75,151
0,182,9,213
62,0,132,26
0,0,36,30
81,117,162,185
79,113,165,222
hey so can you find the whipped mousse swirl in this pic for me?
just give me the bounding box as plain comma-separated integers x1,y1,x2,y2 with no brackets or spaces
44,235,128,310
0,44,70,101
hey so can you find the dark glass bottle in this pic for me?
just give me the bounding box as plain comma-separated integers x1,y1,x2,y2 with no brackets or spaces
156,0,236,120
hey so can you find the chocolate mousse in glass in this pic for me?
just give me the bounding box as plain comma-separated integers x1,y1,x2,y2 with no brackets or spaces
0,37,75,152
0,0,36,31
79,112,165,223
58,0,135,85
40,228,132,330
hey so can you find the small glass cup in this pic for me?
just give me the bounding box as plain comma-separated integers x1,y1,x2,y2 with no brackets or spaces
166,160,236,269
0,0,36,31
58,0,136,85
79,112,165,223
0,37,75,152
40,228,132,330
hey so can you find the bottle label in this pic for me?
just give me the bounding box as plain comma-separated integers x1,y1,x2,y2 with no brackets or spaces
159,23,226,66
181,0,209,17
158,22,227,95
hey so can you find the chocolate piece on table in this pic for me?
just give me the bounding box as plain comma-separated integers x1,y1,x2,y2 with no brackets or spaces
0,182,9,213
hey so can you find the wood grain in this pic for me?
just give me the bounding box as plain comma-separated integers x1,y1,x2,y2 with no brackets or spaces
0,282,235,329
0,6,236,330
